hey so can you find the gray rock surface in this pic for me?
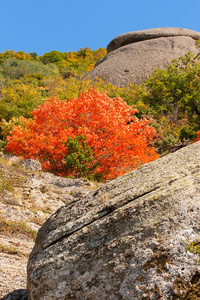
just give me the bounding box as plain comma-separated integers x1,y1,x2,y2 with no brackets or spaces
27,141,200,299
88,28,200,86
20,159,42,171
107,27,200,53
0,154,99,299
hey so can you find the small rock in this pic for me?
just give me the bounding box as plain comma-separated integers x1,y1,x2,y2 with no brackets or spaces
20,159,42,171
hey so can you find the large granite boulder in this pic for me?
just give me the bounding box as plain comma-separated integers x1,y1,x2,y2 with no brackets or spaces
27,141,200,299
88,27,200,86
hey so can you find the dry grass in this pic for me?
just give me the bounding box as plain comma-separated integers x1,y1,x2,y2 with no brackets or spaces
0,166,25,197
0,243,27,256
29,216,44,226
0,217,37,240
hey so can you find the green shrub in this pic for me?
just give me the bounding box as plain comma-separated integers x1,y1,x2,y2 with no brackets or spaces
63,135,101,180
0,58,58,79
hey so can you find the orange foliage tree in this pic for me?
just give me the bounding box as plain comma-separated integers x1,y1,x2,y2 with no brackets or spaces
5,89,159,180
193,131,200,143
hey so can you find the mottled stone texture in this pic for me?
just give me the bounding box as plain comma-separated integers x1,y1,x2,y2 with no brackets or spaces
87,27,200,86
27,141,200,300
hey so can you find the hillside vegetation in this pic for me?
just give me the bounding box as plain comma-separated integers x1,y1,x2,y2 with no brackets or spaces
0,47,200,180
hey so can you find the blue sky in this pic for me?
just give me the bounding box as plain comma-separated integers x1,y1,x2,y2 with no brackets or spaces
1,0,200,56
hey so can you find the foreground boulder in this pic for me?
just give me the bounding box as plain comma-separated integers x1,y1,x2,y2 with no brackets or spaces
88,27,200,86
27,141,200,299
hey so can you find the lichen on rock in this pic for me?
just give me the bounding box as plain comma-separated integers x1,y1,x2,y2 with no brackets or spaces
27,141,200,299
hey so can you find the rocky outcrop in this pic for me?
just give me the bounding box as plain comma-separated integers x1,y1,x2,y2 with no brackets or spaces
0,155,99,299
27,141,200,299
107,27,200,53
88,27,200,86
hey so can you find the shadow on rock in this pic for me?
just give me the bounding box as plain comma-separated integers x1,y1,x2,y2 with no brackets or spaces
1,289,28,300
